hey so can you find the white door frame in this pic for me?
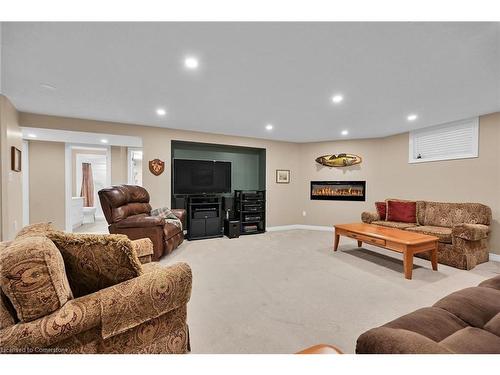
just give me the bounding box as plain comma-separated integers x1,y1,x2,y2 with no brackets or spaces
65,144,111,231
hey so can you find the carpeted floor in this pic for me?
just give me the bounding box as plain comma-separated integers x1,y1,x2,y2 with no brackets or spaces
161,229,499,354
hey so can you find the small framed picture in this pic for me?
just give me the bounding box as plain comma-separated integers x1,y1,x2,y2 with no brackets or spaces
11,146,21,172
276,169,290,184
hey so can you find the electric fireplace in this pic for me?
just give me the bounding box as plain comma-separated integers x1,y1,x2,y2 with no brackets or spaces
310,181,366,201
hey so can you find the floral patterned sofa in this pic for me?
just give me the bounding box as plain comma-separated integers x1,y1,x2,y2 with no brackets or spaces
0,223,192,354
362,200,492,270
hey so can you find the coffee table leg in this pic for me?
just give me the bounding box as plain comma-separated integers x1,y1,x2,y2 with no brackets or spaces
431,243,438,271
403,250,413,280
333,232,340,252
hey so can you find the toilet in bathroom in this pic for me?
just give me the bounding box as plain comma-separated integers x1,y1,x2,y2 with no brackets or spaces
83,206,97,223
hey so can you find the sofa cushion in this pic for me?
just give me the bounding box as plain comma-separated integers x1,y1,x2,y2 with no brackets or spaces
439,327,500,354
15,222,57,239
423,201,492,227
452,223,489,241
433,286,500,329
484,313,500,337
0,291,16,329
375,202,387,220
386,200,416,223
479,275,500,290
47,232,143,297
371,220,418,230
0,236,73,322
383,307,467,342
405,225,452,243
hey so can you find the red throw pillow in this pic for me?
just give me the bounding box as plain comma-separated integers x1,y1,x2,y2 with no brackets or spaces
386,200,416,223
375,202,387,220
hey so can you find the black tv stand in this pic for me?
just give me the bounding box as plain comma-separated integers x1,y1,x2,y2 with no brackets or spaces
186,195,223,240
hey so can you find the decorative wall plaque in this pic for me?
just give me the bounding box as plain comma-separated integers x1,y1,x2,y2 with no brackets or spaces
148,158,165,176
315,153,362,167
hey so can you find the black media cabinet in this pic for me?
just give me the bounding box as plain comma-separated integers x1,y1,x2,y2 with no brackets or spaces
187,195,223,240
234,190,266,235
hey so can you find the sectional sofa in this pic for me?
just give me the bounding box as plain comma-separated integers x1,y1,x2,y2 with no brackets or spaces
356,274,500,353
362,200,492,270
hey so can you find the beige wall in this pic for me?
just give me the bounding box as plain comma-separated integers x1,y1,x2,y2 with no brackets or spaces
28,140,66,230
0,95,23,241
111,146,128,186
18,110,500,255
299,112,500,254
19,112,301,227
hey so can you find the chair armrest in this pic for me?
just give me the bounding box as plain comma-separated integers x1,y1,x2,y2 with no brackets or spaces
361,211,380,224
356,327,452,354
0,293,101,351
114,215,165,229
99,262,192,339
171,209,187,228
452,223,489,241
131,238,154,264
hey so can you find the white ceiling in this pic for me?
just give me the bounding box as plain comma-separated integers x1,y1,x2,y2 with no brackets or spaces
2,22,499,142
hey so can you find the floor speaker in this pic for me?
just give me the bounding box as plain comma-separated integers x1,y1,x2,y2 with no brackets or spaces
173,196,186,210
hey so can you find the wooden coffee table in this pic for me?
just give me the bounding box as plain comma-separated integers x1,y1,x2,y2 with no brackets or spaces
333,223,438,280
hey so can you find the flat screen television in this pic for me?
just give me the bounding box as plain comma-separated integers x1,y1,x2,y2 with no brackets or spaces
173,159,231,195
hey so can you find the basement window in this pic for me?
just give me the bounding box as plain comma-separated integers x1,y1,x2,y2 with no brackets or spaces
409,117,479,163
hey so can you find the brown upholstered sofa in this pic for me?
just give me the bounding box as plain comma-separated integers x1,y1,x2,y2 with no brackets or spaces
356,275,500,353
362,200,492,270
99,185,186,260
0,224,192,354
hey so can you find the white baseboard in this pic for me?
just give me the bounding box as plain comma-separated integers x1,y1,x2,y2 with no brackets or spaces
267,224,332,232
489,253,500,262
267,224,500,262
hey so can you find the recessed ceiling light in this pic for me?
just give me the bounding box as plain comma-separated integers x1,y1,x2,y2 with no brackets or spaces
184,56,199,70
27,133,37,138
100,139,109,144
156,108,167,116
331,94,344,104
265,124,274,131
341,130,349,136
407,114,418,121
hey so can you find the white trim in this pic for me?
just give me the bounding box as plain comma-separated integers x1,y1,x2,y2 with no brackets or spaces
22,140,29,226
21,127,142,148
64,144,72,232
489,253,500,262
267,224,333,232
408,117,479,164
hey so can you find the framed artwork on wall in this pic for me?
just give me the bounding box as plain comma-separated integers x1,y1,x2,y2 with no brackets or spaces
11,146,21,172
276,169,290,184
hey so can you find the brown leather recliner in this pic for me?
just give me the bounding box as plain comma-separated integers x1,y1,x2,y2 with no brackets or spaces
98,185,186,260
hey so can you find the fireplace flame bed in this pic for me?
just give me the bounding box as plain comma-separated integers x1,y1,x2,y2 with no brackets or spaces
310,181,366,201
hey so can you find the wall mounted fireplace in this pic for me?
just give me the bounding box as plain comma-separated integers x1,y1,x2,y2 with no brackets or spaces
310,181,366,201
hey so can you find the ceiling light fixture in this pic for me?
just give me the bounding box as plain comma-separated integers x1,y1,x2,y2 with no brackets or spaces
265,124,274,131
341,130,349,136
27,133,37,138
407,114,418,121
156,108,167,116
331,94,344,104
184,56,199,70
100,139,109,144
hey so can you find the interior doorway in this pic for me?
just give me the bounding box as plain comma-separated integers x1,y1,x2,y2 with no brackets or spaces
70,145,111,233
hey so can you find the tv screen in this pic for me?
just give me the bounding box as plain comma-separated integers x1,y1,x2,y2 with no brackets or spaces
173,159,231,195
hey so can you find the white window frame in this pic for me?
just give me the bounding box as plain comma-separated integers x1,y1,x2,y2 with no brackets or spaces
408,117,479,164
127,147,143,185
